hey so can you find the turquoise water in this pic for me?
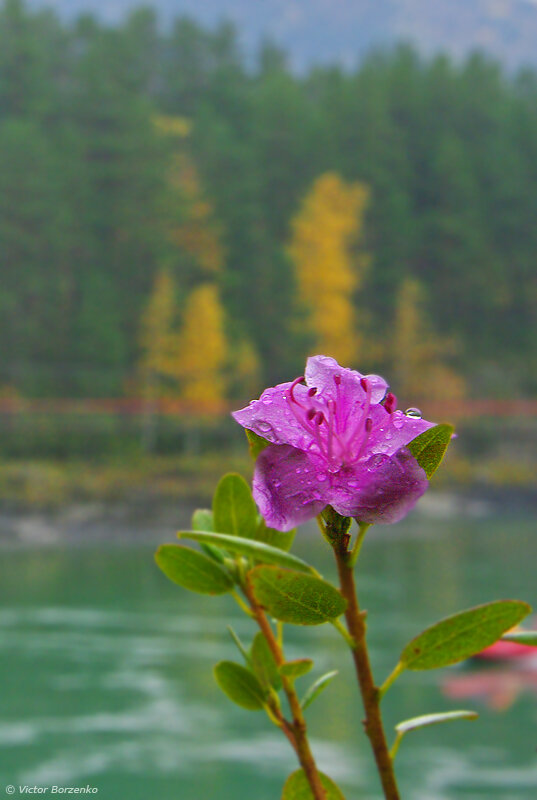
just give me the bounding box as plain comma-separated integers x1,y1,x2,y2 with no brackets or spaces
0,512,536,799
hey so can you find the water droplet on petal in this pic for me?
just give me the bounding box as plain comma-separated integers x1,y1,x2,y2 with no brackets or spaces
257,421,273,433
316,472,328,482
261,395,272,405
295,468,303,474
347,479,360,488
272,479,282,488
404,407,422,419
392,412,404,429
368,453,388,469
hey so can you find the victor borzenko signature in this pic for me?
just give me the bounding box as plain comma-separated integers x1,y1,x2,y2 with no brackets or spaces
8,788,98,795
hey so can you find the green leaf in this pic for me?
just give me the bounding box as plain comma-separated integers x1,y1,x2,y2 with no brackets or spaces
390,710,479,759
395,710,478,736
227,626,251,665
213,661,266,710
246,428,270,459
199,542,226,564
281,769,346,799
279,659,314,680
213,473,258,539
250,632,282,691
300,671,338,711
192,508,226,563
155,545,234,595
248,566,346,625
177,530,315,573
502,631,537,646
407,423,455,478
256,518,296,551
401,600,532,670
192,508,214,531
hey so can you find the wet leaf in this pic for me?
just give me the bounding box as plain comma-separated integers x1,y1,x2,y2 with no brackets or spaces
300,671,338,711
192,508,225,562
213,473,258,539
256,518,296,551
279,659,314,680
501,631,537,646
246,429,270,459
155,545,233,595
408,423,455,478
281,769,345,799
177,530,314,573
192,508,214,531
250,632,282,691
213,661,266,710
401,600,532,670
227,626,251,665
395,710,478,735
248,566,346,625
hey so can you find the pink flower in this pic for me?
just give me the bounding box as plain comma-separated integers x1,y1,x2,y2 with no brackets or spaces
233,355,434,531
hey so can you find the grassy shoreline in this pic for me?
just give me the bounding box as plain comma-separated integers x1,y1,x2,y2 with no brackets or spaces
0,449,534,512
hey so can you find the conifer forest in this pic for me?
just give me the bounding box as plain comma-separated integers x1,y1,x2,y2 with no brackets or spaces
1,0,536,420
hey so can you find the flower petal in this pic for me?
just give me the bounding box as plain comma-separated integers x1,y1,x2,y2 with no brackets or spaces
253,445,329,532
232,381,315,450
327,448,428,524
367,406,436,457
305,355,388,404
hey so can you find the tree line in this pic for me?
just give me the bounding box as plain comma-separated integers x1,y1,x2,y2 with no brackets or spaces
1,0,536,411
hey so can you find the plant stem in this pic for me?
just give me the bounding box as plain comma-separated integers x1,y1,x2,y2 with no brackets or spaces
378,662,405,700
347,522,370,567
243,581,327,800
332,541,401,800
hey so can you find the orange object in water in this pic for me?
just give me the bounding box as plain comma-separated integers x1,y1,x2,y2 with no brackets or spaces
475,638,536,661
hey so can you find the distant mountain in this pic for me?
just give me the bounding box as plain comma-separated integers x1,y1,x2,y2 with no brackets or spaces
26,0,537,70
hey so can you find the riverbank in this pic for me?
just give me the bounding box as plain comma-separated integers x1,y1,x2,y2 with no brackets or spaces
0,448,535,508
0,450,535,546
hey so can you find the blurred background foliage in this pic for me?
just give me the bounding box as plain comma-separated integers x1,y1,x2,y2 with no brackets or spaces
0,0,536,495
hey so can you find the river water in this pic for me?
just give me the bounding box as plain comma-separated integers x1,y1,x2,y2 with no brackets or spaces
0,508,536,799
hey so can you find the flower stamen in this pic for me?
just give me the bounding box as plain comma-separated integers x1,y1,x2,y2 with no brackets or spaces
384,392,397,414
355,417,373,460
344,378,372,462
333,374,343,431
289,376,306,405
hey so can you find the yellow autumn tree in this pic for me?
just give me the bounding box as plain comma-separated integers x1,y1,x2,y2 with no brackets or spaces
175,283,228,411
288,172,370,364
139,269,178,387
138,272,230,411
392,277,465,405
138,268,182,450
138,116,231,411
